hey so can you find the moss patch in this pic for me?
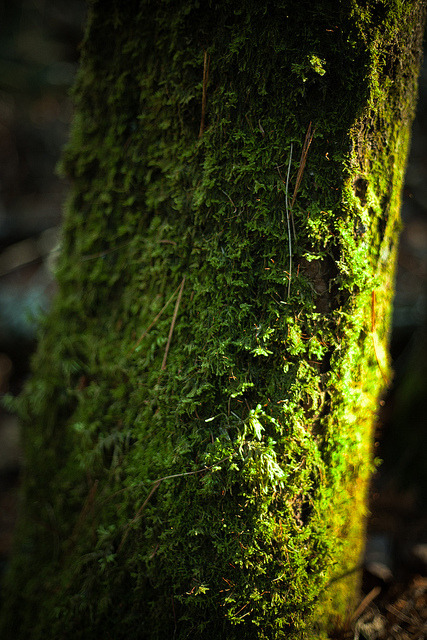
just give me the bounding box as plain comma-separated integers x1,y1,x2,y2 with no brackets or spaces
0,1,425,638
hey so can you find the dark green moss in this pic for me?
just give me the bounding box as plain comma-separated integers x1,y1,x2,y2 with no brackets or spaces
0,1,425,638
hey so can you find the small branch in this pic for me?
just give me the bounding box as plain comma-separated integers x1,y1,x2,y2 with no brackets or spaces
66,479,99,553
152,455,232,484
221,188,237,214
81,240,133,261
371,289,376,333
118,480,161,552
372,333,391,386
285,145,293,298
290,121,315,211
118,455,232,551
161,276,186,371
350,585,381,623
385,603,422,625
371,291,391,386
198,50,210,138
130,281,183,353
278,145,294,299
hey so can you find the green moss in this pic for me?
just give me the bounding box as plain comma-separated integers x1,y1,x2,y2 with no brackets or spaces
0,1,425,638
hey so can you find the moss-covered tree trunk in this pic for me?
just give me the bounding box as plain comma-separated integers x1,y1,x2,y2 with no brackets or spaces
1,1,425,638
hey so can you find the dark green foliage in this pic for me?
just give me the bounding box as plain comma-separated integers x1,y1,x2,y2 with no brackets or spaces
0,1,425,638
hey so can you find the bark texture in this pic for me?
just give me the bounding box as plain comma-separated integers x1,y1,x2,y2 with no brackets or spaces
0,1,425,638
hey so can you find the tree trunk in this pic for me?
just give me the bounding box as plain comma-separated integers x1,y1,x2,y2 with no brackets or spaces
1,1,425,638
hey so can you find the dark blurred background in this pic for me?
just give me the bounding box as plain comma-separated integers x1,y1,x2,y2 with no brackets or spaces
0,1,426,630
0,0,86,560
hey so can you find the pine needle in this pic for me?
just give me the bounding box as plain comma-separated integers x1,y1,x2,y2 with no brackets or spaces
131,280,183,353
198,50,210,138
161,276,185,371
284,144,293,298
290,121,315,210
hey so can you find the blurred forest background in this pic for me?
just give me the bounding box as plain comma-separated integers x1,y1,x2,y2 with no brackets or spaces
0,0,86,563
0,2,426,636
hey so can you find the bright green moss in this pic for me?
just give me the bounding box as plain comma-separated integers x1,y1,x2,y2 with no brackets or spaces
0,1,425,638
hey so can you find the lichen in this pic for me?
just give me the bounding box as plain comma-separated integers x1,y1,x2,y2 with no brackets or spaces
0,1,425,639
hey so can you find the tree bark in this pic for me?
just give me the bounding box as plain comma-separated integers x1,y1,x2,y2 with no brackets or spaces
1,1,425,638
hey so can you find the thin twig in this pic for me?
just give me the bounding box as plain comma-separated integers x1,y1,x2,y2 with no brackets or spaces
105,455,234,503
371,333,390,386
161,276,185,371
152,455,232,484
130,281,183,353
118,455,232,551
284,145,293,298
385,603,424,626
371,289,376,333
198,50,210,138
118,480,161,552
81,240,133,261
350,585,381,623
66,479,99,553
371,291,391,386
0,255,43,278
290,121,315,211
221,188,237,213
